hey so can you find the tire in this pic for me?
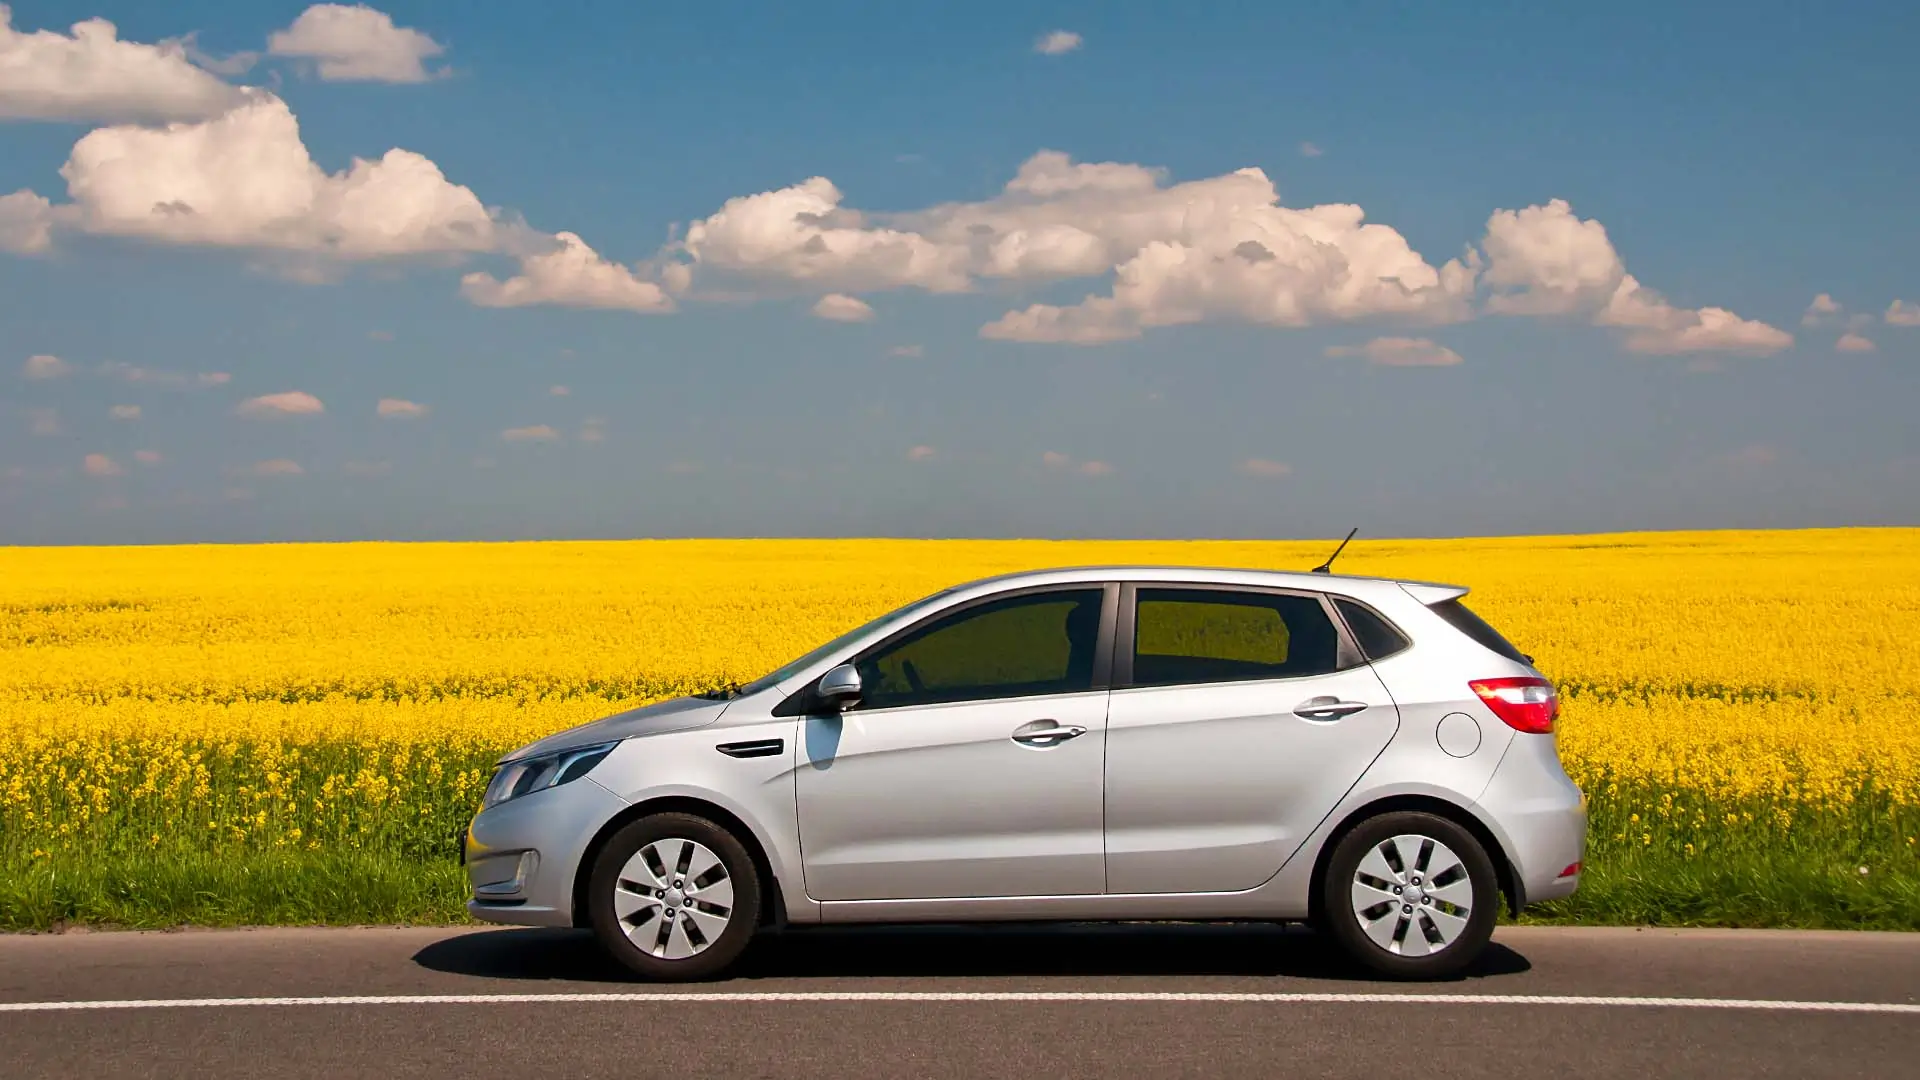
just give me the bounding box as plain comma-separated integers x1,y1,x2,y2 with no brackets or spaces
587,812,762,982
1320,811,1499,980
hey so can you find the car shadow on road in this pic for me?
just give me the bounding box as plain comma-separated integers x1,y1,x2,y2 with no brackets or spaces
412,923,1532,985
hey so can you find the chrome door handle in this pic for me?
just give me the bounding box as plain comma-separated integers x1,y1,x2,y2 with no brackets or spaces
1011,721,1087,747
1293,697,1369,721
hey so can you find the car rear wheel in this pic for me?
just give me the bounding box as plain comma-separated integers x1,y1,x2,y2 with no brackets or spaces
1320,810,1498,979
587,812,762,981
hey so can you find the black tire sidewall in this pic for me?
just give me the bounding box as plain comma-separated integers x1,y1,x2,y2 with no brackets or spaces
1322,811,1499,980
588,811,762,982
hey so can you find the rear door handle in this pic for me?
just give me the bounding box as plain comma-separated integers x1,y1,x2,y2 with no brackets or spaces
1293,696,1369,721
1011,720,1087,748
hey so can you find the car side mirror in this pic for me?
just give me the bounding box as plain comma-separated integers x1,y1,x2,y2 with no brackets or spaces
814,663,863,712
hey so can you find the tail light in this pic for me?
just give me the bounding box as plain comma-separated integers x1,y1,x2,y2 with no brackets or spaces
1470,676,1558,734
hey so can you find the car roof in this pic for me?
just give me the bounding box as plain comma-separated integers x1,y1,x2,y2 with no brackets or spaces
940,565,1467,602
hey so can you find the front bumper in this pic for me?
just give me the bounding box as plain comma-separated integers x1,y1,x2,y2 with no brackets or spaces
464,776,628,927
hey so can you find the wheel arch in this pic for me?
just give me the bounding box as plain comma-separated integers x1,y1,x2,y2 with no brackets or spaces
1306,793,1522,922
571,795,788,930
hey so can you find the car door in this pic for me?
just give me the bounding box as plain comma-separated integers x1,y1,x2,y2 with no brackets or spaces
1102,583,1401,894
795,584,1115,902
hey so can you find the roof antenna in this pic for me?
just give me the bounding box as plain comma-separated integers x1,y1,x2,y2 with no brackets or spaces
1310,527,1358,574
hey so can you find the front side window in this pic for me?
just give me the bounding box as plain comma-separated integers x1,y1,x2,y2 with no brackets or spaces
1131,588,1342,687
855,589,1105,709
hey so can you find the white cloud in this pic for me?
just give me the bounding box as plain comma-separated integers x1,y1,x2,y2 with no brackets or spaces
907,445,936,461
267,4,445,83
0,6,247,123
110,404,140,419
237,390,325,417
1325,336,1464,367
60,93,496,259
1888,300,1920,327
1041,450,1114,476
134,449,161,465
502,424,558,442
1482,199,1791,355
21,353,68,378
1836,331,1876,353
82,452,123,477
811,293,875,322
548,384,570,397
460,232,673,312
101,361,230,386
0,189,52,253
1299,142,1323,158
376,397,426,418
1802,293,1843,326
1034,30,1083,55
246,458,304,476
1237,457,1293,477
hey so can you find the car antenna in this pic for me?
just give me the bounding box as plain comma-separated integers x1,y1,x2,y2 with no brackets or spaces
1310,528,1358,574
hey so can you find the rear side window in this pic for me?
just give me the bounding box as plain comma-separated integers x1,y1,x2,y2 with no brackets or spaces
1131,588,1342,686
1333,598,1411,661
1428,599,1531,664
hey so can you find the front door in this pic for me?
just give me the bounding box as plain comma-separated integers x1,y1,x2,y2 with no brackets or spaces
1103,584,1401,894
796,586,1113,901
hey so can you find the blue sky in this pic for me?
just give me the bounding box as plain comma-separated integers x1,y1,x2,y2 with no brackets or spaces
2,1,1916,544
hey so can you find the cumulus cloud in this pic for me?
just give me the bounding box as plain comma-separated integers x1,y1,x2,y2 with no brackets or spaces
21,353,68,378
548,384,570,397
237,390,324,417
1237,457,1293,477
1034,30,1082,55
59,94,496,259
0,6,246,123
1482,199,1790,355
1802,293,1843,327
0,189,53,253
376,397,426,418
501,424,558,442
907,444,936,461
460,232,673,312
1836,332,1876,353
82,452,123,477
811,293,875,322
110,404,140,419
267,4,445,83
1325,336,1463,367
1041,450,1114,476
246,458,304,476
1888,300,1920,327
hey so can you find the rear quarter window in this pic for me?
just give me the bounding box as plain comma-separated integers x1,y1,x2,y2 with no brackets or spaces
1333,598,1412,661
1428,598,1532,665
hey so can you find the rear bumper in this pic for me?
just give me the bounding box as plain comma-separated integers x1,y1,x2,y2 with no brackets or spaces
1472,734,1586,908
463,776,628,928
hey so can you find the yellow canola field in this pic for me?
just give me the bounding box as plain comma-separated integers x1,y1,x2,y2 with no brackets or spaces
3,530,1918,863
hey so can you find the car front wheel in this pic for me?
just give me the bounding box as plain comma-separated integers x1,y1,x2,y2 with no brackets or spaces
587,811,762,981
1320,810,1499,979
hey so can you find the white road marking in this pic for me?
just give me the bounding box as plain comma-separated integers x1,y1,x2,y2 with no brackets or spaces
1,991,1917,1014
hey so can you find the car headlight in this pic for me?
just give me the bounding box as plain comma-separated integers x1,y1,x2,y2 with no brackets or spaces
481,741,619,810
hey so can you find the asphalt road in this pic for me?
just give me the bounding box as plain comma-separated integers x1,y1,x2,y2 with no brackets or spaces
1,924,1916,1079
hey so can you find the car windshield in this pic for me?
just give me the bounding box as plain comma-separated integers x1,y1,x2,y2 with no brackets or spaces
705,588,960,700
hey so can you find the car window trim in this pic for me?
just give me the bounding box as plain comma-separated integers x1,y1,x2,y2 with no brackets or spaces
1113,581,1364,690
774,582,1120,715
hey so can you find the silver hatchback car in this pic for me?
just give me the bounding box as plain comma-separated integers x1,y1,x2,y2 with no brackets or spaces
464,566,1585,980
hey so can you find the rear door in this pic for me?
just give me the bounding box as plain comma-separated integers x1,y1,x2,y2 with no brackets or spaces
1102,584,1400,894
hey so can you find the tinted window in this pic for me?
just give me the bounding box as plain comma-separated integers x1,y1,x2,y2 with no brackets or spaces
855,589,1104,709
1428,599,1531,664
1334,598,1412,661
1131,588,1342,686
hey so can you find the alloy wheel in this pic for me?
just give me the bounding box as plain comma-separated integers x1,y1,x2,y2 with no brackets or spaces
1348,833,1474,957
611,837,735,960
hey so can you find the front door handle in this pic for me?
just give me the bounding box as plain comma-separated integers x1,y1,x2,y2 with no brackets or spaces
1011,720,1087,748
1293,696,1369,721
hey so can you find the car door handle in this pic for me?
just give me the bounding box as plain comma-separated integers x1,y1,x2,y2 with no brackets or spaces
1010,721,1087,748
1293,697,1369,721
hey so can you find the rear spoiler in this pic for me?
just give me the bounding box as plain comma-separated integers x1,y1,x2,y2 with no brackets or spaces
1397,580,1470,605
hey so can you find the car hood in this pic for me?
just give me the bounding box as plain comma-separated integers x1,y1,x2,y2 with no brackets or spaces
498,695,729,764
